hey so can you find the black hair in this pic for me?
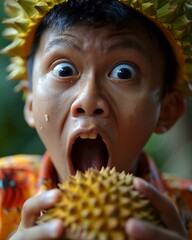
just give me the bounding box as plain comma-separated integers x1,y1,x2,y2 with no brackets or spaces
28,0,178,96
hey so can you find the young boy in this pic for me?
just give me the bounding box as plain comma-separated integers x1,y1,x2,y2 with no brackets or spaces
1,0,192,239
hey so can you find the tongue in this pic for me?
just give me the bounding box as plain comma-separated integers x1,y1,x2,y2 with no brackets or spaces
71,135,108,173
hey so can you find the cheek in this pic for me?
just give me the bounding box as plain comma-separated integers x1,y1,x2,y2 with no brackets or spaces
136,102,160,128
32,97,65,157
32,91,59,136
32,77,59,128
32,100,52,142
32,88,73,141
119,96,161,139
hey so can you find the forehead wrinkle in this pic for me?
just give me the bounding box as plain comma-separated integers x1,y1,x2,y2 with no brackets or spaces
105,39,152,62
44,36,82,53
42,28,152,62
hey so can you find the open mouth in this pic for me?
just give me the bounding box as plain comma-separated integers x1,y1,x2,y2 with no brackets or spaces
71,134,109,173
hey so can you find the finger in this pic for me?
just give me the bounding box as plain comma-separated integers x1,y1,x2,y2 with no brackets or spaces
20,189,62,228
125,218,183,240
11,219,64,240
133,178,186,234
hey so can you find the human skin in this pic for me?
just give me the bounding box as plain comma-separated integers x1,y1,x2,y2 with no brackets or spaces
28,22,166,181
11,20,187,239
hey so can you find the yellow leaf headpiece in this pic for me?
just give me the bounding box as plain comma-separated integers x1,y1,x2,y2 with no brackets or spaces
1,0,192,97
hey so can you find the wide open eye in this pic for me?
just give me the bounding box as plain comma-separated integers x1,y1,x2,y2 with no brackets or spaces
53,62,78,78
109,63,138,80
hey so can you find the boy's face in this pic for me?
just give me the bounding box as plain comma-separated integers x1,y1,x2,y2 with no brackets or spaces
30,21,165,181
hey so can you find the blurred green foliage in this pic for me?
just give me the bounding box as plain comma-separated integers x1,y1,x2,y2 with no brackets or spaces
0,2,45,157
145,101,192,179
0,1,191,179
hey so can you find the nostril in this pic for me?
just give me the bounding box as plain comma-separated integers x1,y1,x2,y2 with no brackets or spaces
76,108,85,114
76,108,103,115
93,109,103,115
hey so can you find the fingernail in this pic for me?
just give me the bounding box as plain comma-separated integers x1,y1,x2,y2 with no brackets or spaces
48,219,63,238
49,219,60,231
134,177,148,190
46,190,56,197
125,218,143,236
45,189,59,202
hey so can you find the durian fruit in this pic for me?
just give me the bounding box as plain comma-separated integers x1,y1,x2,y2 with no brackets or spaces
38,167,163,240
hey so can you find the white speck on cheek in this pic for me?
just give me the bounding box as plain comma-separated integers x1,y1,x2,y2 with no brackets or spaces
45,114,49,122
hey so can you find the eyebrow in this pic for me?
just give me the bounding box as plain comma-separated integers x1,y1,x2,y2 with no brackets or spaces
105,39,151,61
44,36,151,61
44,37,81,53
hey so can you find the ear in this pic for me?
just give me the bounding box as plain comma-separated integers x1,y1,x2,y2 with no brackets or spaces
154,91,186,134
24,92,35,128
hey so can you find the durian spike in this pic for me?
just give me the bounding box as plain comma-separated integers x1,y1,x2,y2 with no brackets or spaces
38,167,164,240
4,0,24,18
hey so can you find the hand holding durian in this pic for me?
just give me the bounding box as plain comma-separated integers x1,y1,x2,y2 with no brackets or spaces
37,167,164,240
11,167,187,240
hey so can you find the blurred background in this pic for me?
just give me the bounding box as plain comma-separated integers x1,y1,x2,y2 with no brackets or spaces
0,2,191,179
0,2,45,157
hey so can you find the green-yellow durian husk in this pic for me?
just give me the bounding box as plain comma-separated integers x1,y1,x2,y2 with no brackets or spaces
38,167,163,240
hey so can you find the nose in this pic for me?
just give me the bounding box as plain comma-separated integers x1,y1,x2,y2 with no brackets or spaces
71,77,110,118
